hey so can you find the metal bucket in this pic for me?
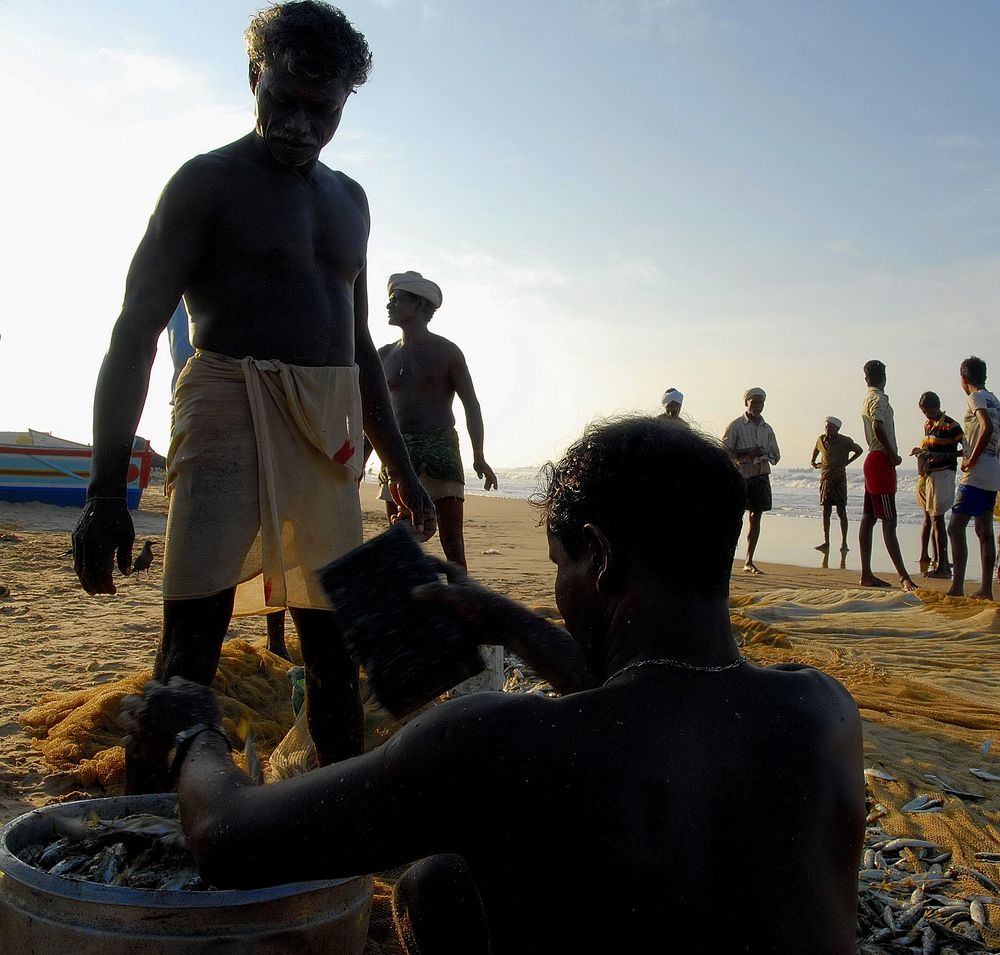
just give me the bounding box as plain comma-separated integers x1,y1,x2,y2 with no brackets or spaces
0,794,372,953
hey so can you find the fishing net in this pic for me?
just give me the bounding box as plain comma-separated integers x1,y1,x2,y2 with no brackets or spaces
21,639,295,791
735,587,1000,950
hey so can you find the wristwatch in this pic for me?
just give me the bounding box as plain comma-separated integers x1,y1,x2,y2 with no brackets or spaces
168,722,231,783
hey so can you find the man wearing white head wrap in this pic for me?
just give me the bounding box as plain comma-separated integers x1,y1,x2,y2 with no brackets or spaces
367,271,502,693
722,388,780,574
810,417,863,556
387,270,443,309
658,387,685,422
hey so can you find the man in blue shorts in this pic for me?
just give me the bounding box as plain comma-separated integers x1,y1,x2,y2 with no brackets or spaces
947,356,1000,600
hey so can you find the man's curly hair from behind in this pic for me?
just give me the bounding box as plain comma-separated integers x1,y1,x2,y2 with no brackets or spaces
246,1,373,90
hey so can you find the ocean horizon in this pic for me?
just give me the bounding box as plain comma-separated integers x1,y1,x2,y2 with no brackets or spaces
445,466,928,526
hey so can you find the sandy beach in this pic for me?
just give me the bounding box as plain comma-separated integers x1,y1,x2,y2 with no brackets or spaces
2,479,1000,950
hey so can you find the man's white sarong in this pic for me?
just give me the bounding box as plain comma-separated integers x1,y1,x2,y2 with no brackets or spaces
163,350,363,615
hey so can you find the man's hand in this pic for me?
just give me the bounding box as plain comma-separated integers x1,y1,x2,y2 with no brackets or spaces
961,457,974,473
73,498,136,595
473,455,498,491
389,472,438,541
415,559,597,694
413,559,518,645
811,461,820,469
120,677,223,764
910,447,923,457
892,454,903,467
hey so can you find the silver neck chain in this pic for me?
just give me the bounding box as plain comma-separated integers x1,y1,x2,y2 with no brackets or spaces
603,656,745,687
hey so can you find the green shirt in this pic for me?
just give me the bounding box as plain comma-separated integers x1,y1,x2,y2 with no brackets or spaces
814,433,863,471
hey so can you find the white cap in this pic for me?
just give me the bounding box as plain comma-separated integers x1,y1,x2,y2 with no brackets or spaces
661,388,684,408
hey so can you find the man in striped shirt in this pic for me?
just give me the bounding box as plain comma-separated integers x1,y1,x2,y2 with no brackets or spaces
910,391,963,579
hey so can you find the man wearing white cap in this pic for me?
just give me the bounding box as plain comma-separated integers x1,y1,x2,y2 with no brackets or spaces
371,271,502,692
722,388,781,574
658,387,686,422
810,417,863,555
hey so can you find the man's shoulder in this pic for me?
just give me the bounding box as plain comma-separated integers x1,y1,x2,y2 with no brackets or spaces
862,389,884,414
970,389,1000,411
319,166,367,201
427,331,464,356
754,664,858,720
165,147,241,190
381,689,551,769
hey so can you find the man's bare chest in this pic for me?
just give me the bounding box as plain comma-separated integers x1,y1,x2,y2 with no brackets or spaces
210,177,367,280
383,346,451,393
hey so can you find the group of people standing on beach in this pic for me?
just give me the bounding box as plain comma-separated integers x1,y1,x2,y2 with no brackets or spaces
664,356,1000,601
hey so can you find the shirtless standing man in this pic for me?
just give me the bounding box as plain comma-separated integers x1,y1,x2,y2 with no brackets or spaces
373,271,497,569
72,1,435,791
370,270,501,691
124,418,864,954
858,360,917,591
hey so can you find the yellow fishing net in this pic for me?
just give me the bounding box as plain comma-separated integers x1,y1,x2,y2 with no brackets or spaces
21,639,295,791
734,586,1000,950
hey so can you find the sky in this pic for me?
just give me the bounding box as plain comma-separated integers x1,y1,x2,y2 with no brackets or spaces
2,0,998,469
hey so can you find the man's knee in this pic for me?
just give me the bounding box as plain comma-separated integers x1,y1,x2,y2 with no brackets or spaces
393,854,488,955
158,591,234,683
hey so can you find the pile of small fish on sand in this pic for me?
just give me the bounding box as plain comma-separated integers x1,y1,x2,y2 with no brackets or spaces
858,767,1000,953
16,810,207,891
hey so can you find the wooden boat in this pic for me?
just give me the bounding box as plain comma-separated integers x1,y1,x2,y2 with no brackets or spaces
0,430,153,509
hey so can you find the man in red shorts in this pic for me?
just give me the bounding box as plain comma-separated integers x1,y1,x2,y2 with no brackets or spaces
858,360,917,591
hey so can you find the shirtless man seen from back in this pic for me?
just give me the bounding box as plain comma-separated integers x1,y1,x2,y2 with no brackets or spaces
125,418,864,954
72,1,434,791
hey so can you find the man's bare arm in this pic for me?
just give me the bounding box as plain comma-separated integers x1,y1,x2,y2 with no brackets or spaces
74,159,218,594
124,679,497,888
415,562,597,694
450,347,497,490
352,262,436,538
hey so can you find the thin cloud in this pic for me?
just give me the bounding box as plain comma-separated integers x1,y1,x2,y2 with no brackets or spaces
930,134,982,149
439,250,572,290
588,0,723,44
608,254,664,283
824,239,864,258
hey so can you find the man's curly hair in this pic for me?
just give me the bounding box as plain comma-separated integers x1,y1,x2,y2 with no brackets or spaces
246,1,373,90
532,416,745,597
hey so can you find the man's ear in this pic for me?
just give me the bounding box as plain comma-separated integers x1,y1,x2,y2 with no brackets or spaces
582,523,615,594
249,62,261,92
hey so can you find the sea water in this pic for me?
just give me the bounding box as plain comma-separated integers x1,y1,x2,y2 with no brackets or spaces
459,466,947,574
464,466,927,526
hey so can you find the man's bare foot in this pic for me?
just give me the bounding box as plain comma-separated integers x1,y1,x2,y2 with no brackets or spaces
900,577,918,592
945,586,964,597
743,562,764,576
815,543,829,553
971,591,995,602
923,566,952,579
859,575,892,588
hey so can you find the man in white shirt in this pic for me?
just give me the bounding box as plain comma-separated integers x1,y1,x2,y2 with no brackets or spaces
947,356,1000,601
858,360,917,592
722,388,780,575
